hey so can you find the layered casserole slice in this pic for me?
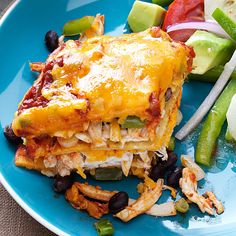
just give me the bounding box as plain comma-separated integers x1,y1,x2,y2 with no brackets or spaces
12,27,194,177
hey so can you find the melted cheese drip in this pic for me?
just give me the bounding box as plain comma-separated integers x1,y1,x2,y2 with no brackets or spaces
76,166,86,179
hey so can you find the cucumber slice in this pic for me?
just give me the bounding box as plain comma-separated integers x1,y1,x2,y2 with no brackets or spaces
212,7,236,41
205,0,236,22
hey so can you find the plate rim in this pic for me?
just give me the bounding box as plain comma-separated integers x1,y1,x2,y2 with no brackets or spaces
0,1,68,235
1,1,236,236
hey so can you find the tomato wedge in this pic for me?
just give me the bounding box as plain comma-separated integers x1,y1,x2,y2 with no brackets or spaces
163,0,204,42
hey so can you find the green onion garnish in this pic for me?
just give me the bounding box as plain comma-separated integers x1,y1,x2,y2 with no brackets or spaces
94,219,114,236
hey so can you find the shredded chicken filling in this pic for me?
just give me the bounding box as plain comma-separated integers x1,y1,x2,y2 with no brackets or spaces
40,151,153,177
47,83,182,151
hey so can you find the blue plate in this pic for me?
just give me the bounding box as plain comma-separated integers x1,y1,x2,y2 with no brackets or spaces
1,1,236,235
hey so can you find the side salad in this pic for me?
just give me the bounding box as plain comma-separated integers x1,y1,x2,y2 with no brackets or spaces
128,0,236,166
165,1,236,167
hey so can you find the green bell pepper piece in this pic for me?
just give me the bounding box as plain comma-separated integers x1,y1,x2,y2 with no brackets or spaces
175,198,189,213
196,79,236,166
63,16,94,36
168,136,175,151
93,168,123,181
121,116,145,129
94,219,114,236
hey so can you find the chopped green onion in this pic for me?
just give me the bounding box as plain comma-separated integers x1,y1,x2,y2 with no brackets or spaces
212,8,236,41
152,0,173,7
63,16,95,36
93,168,123,181
189,66,236,83
175,198,189,213
168,137,175,151
121,116,145,129
94,219,114,236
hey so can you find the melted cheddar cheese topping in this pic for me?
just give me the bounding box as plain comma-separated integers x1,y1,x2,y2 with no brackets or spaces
13,28,192,138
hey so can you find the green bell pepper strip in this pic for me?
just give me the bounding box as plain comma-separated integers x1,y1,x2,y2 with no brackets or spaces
196,79,236,166
63,16,94,36
152,0,173,7
121,116,145,129
93,168,123,181
94,219,114,236
212,8,236,41
189,66,236,83
175,198,189,213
